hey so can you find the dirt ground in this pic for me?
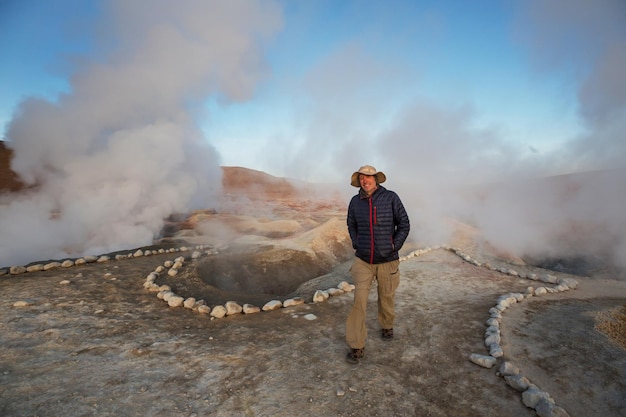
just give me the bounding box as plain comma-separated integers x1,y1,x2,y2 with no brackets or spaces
0,164,624,416
1,240,625,417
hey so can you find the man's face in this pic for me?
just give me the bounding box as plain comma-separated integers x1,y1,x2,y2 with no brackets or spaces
359,174,377,195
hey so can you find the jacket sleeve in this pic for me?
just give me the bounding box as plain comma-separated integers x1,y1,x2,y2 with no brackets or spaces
347,197,358,249
392,193,410,251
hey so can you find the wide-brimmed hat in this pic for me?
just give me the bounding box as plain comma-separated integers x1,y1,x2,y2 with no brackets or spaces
351,165,386,187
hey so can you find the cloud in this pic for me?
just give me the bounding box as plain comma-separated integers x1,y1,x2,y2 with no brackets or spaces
1,0,283,266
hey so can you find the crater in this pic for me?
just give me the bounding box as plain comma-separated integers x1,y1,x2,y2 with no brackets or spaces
196,250,327,296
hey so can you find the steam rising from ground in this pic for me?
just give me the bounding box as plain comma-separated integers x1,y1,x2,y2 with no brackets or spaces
0,0,282,266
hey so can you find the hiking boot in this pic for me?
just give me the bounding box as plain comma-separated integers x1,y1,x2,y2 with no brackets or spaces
381,328,394,340
346,348,365,364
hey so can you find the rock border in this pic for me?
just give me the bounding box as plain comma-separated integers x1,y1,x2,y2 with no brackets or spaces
4,244,579,416
440,246,576,417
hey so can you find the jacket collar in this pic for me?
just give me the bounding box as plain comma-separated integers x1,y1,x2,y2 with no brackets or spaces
359,185,385,199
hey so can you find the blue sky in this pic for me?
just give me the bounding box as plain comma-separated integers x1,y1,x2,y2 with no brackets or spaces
0,0,624,183
200,0,584,174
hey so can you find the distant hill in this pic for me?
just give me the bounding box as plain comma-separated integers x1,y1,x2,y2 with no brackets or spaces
221,166,299,199
0,141,24,192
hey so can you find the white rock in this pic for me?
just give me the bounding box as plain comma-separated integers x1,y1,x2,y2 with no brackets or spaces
498,361,520,376
43,262,61,271
26,264,44,273
522,386,554,409
210,305,227,318
327,288,345,296
173,261,183,269
535,287,548,295
159,285,171,292
167,268,178,277
164,261,174,268
303,314,317,321
505,375,530,392
155,266,165,273
13,300,32,307
489,343,504,358
168,296,184,307
243,304,261,314
469,353,497,368
489,307,501,316
313,290,329,303
542,274,559,284
283,297,305,308
191,251,202,259
262,300,283,311
144,282,161,292
183,298,196,309
536,399,570,417
485,325,499,336
161,291,175,301
485,318,499,327
74,258,86,266
197,305,211,314
59,280,71,285
225,301,243,315
338,281,354,292
133,249,144,257
175,256,185,263
96,256,110,263
84,255,98,263
485,333,501,346
9,266,26,275
115,254,126,260
61,260,74,268
559,278,578,289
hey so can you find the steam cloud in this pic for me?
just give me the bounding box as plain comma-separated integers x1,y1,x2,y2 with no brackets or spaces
266,0,626,275
1,0,282,266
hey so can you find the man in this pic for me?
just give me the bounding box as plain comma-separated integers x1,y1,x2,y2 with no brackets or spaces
345,165,410,364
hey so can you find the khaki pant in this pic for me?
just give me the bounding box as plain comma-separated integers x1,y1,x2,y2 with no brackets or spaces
345,257,400,349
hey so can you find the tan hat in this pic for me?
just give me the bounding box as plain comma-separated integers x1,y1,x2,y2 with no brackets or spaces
351,165,386,187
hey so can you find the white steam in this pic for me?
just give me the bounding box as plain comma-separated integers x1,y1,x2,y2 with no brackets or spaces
265,1,626,274
1,0,282,266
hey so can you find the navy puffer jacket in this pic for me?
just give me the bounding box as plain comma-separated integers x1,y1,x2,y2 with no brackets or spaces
347,186,410,264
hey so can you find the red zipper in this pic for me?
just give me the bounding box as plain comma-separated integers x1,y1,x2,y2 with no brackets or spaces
369,199,375,263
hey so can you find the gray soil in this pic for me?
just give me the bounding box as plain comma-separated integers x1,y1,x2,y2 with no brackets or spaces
1,243,625,417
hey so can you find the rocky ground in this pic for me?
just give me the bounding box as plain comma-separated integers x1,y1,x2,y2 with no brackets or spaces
0,161,625,416
1,206,625,417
